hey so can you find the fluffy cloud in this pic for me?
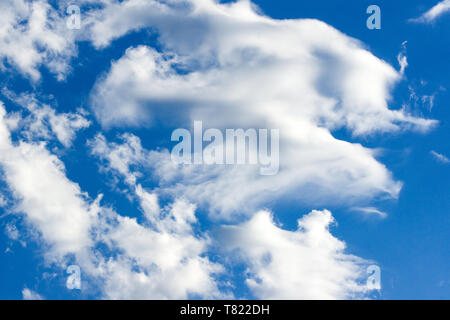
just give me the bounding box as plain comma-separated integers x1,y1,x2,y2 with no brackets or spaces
0,101,223,299
411,0,450,23
0,0,437,217
89,3,435,134
0,98,376,299
0,0,78,81
87,0,436,217
84,0,175,49
219,209,371,299
0,194,7,207
89,133,148,186
96,200,224,299
0,0,435,300
2,90,90,147
0,102,95,257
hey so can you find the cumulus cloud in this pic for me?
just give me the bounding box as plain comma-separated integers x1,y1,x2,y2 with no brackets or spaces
0,101,223,299
97,200,224,299
89,2,435,134
218,209,371,299
87,0,436,217
397,44,408,77
411,0,450,23
0,102,95,257
0,0,435,300
2,90,90,147
5,223,20,240
0,0,78,81
0,0,437,217
406,84,443,112
1,99,376,299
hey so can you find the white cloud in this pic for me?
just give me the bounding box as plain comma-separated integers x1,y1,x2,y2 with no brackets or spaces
88,0,435,132
0,193,7,207
84,0,173,49
219,209,371,299
2,90,90,147
0,0,77,81
397,53,408,76
89,127,403,219
0,101,223,299
4,221,27,248
407,85,442,112
87,0,437,217
88,133,377,298
5,223,20,240
0,102,94,257
351,207,387,218
411,0,450,23
0,0,437,217
431,150,450,164
1,99,374,299
421,94,437,111
22,287,44,300
97,201,224,299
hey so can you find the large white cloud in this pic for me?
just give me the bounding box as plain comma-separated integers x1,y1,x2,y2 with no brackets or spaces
0,98,377,299
89,131,376,299
87,0,436,217
89,1,435,134
0,103,95,257
0,0,78,81
219,209,371,299
0,101,223,299
96,200,224,299
88,118,404,219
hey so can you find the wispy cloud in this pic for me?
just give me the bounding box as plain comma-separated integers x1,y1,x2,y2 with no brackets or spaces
22,288,44,300
0,101,224,299
410,0,450,23
430,150,450,164
351,207,387,218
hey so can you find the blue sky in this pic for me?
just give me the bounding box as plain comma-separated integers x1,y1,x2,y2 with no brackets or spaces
0,0,448,300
